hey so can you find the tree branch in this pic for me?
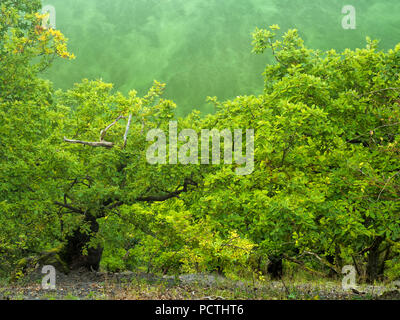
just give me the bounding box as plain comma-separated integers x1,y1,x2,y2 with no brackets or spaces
123,114,132,148
303,251,340,274
268,38,281,64
62,113,136,149
283,254,325,277
104,178,198,210
54,201,84,214
377,170,400,201
63,137,114,148
100,115,125,141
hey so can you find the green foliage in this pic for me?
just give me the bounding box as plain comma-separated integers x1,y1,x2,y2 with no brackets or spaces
191,25,400,279
1,2,399,283
0,0,74,273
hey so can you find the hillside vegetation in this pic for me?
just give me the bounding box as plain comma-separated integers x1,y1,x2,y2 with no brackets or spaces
1,0,400,289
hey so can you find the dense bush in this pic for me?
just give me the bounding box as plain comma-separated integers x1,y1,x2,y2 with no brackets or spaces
1,2,399,283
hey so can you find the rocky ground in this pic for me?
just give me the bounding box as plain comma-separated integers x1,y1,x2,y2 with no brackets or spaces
1,269,399,300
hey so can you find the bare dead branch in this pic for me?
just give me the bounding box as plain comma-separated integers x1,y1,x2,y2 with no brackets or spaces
63,137,114,148
64,115,130,149
123,114,132,148
100,115,126,141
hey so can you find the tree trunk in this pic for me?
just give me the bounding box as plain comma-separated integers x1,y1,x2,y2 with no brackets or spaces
326,246,343,278
326,254,336,277
366,236,383,283
60,213,103,271
267,255,283,279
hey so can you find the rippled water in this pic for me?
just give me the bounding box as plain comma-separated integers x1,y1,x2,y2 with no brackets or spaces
41,0,400,115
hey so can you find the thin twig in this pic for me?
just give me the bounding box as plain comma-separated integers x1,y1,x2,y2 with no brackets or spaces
100,115,126,141
377,170,400,201
123,114,132,148
268,38,281,63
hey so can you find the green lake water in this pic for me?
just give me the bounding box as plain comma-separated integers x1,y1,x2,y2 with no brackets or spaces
41,0,400,115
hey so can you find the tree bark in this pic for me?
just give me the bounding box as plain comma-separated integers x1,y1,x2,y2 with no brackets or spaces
53,178,198,272
267,255,283,279
60,212,103,271
366,236,384,283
